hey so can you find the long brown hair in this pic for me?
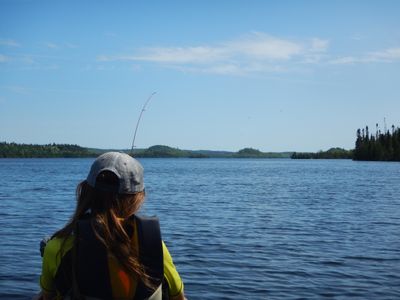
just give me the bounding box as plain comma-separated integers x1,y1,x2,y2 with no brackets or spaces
53,174,154,292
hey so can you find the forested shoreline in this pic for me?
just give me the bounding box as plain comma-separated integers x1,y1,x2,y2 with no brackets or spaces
353,125,400,161
0,143,292,158
0,142,95,158
291,123,399,161
2,124,399,161
291,148,353,159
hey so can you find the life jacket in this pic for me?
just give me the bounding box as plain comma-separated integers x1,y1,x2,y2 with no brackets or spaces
54,215,167,300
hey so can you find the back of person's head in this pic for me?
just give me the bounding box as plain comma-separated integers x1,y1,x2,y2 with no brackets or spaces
80,151,146,239
76,152,146,219
54,152,153,289
87,151,144,194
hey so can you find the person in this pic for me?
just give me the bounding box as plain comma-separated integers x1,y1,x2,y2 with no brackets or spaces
38,152,185,300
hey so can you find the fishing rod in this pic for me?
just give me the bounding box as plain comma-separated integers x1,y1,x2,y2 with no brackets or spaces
130,92,157,155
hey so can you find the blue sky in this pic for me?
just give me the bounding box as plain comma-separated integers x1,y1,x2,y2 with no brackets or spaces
1,1,399,152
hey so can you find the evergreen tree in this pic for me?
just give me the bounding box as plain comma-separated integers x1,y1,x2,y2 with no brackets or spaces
354,124,400,161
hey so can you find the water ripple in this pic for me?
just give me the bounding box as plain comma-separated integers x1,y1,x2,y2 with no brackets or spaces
0,158,399,299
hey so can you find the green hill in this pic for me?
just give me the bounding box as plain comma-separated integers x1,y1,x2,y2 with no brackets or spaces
234,148,292,158
135,145,191,158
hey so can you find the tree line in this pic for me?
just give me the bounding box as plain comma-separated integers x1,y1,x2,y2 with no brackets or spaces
291,148,353,159
291,123,399,161
0,142,95,158
353,124,400,161
0,143,293,159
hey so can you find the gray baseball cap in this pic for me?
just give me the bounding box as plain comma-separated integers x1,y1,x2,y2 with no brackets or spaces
86,152,144,194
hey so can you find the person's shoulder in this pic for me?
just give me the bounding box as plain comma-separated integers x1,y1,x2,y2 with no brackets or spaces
44,235,74,258
161,241,184,297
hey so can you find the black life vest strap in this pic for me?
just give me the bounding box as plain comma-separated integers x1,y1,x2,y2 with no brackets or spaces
75,219,113,299
133,215,164,300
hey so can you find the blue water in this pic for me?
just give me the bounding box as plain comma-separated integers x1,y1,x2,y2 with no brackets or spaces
0,158,399,299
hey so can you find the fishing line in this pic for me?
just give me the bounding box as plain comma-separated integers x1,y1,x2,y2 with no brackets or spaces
130,92,157,155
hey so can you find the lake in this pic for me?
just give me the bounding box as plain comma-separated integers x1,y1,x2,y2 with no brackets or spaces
0,158,399,299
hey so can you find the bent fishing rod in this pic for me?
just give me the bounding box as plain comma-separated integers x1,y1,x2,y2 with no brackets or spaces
130,92,157,155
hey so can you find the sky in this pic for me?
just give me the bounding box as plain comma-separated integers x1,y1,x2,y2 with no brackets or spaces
1,0,399,152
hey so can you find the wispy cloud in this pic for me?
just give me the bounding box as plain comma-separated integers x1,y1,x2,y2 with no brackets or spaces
65,43,79,49
222,33,305,60
0,53,63,71
45,42,59,49
310,38,330,52
104,31,118,38
0,85,30,95
0,54,10,62
367,47,400,62
329,56,359,65
97,33,330,75
350,34,365,41
98,46,226,64
98,31,400,75
42,41,79,50
0,39,20,47
329,47,400,65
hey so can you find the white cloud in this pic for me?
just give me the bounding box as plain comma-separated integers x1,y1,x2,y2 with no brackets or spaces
65,43,78,49
97,33,330,75
0,54,41,65
350,34,364,41
329,56,359,65
310,38,330,52
45,42,59,49
0,85,29,95
329,47,400,65
201,64,244,76
223,33,304,60
104,31,118,38
20,55,36,64
169,61,288,76
42,42,78,49
140,33,306,63
167,64,244,76
128,46,226,64
97,33,400,74
211,65,241,75
0,39,20,47
367,47,400,62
